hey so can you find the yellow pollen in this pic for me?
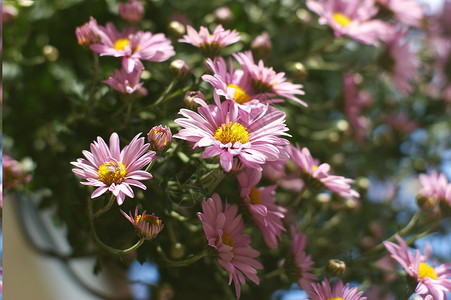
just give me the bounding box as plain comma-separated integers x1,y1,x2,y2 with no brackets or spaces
136,214,160,226
114,38,130,51
153,129,168,146
214,122,250,145
218,231,235,253
312,165,318,171
249,187,262,205
333,12,352,27
98,160,127,185
418,262,438,280
227,84,251,104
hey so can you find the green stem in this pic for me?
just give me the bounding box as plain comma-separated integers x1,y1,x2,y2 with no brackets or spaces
150,78,178,108
94,194,116,218
261,268,285,281
87,53,99,109
156,245,208,267
287,185,307,210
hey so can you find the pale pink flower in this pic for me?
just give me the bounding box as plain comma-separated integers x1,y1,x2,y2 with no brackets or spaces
119,0,144,24
343,72,371,142
286,144,360,200
71,132,156,205
120,206,163,239
310,278,367,300
383,29,420,96
251,32,272,58
179,24,240,58
91,22,175,72
197,194,263,299
2,4,18,24
376,0,424,27
103,67,145,94
174,98,290,172
306,0,394,46
289,225,317,292
384,235,451,300
237,167,286,249
234,51,307,107
3,155,32,192
418,171,451,207
75,17,101,47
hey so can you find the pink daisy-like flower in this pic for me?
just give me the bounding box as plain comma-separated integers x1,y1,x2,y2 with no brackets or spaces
103,67,145,94
118,0,144,24
233,51,307,107
310,278,367,300
376,0,424,27
91,22,175,73
237,167,286,249
173,98,290,172
71,132,156,205
383,29,420,96
383,235,451,300
120,206,163,239
306,0,394,46
178,24,240,58
286,144,360,200
418,171,451,208
287,225,317,292
197,193,263,299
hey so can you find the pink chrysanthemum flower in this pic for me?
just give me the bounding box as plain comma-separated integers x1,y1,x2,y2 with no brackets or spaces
310,278,367,300
287,225,317,292
383,29,420,96
306,0,394,46
418,171,451,208
343,72,371,142
197,193,263,299
119,0,144,24
233,51,307,107
71,132,156,205
178,24,240,58
383,235,451,300
91,22,175,72
75,16,101,48
376,0,424,27
237,168,286,249
120,206,163,239
286,144,360,200
103,67,145,94
174,98,290,172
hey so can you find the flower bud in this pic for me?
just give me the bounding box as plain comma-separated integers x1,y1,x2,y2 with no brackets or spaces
184,90,204,109
148,125,172,154
289,62,308,81
168,20,186,38
327,259,346,276
2,4,18,24
75,17,101,48
170,243,185,260
170,59,190,79
119,0,144,24
121,207,164,240
251,32,272,59
43,45,59,62
214,6,233,25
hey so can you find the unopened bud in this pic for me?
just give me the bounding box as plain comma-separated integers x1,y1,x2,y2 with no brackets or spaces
214,6,233,25
168,20,186,38
290,62,308,81
119,0,144,24
184,90,204,109
75,17,101,48
170,243,185,259
296,8,312,25
43,45,59,62
170,59,190,79
251,32,272,58
2,4,18,24
148,125,172,154
327,259,346,276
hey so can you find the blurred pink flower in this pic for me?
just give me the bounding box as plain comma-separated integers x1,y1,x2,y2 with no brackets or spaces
75,17,101,47
120,206,163,239
71,132,156,205
237,168,286,249
286,144,360,200
384,235,451,300
103,67,145,94
376,0,424,27
234,51,307,107
91,22,175,72
383,29,420,96
119,0,144,24
382,112,419,134
289,225,317,292
174,99,290,172
306,0,394,46
310,278,367,300
418,171,451,207
197,194,263,299
251,32,272,58
179,24,240,58
3,155,32,192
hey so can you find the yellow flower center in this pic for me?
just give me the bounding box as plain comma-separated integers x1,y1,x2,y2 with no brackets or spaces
333,12,352,27
214,122,250,145
312,165,318,171
249,187,262,205
136,214,160,226
98,160,127,185
327,298,344,300
227,84,251,104
418,262,438,280
220,231,235,252
152,128,169,146
114,38,130,51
